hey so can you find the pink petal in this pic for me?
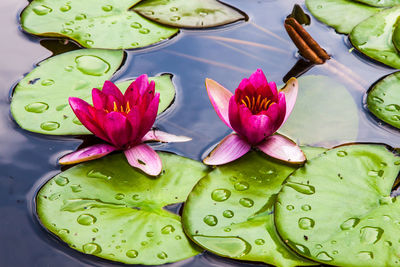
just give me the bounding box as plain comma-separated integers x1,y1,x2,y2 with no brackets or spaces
272,92,286,132
137,93,159,139
124,144,162,176
104,112,132,148
69,97,91,114
203,133,251,165
205,78,233,129
59,144,117,165
142,130,192,143
102,81,124,104
257,134,306,164
249,69,268,90
91,88,107,110
280,77,298,124
135,74,150,95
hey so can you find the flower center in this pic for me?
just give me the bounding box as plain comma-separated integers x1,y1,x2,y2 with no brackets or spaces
105,101,131,114
241,95,274,114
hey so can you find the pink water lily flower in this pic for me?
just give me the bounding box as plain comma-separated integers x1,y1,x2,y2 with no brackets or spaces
59,74,191,176
204,69,305,165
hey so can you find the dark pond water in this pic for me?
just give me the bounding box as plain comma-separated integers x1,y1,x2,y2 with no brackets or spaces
2,0,400,266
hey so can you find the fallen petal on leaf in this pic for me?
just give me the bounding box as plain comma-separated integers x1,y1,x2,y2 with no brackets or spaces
142,130,192,143
124,144,162,176
257,134,305,164
59,144,117,165
203,133,251,165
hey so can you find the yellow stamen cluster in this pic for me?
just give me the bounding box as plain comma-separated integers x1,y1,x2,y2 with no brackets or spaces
107,101,131,113
241,95,273,114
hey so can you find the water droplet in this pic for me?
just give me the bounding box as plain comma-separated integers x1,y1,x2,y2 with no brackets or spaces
255,239,265,245
286,205,295,211
85,40,94,47
144,10,155,15
92,228,98,233
71,184,82,193
170,16,181,21
368,170,384,177
223,210,234,218
385,241,393,246
234,181,249,191
392,115,400,121
203,215,218,226
146,231,154,237
49,193,60,201
285,182,315,195
239,198,254,208
298,217,315,230
395,160,400,165
72,117,83,125
161,225,175,234
358,251,373,260
55,176,69,186
40,121,60,131
33,5,52,15
77,214,97,226
141,241,148,246
332,250,338,255
383,215,391,221
139,28,150,34
130,22,142,29
360,226,383,244
61,28,73,34
385,104,400,111
157,252,168,259
379,196,392,205
316,252,333,261
175,235,181,240
229,176,238,182
337,151,347,157
301,204,311,211
126,250,138,258
87,169,112,180
75,13,86,20
60,5,71,12
64,66,74,72
83,243,101,254
75,55,110,76
211,189,231,202
198,11,208,17
58,229,69,235
102,5,113,12
56,104,68,111
131,42,139,47
340,218,360,230
132,194,140,200
193,235,251,257
315,244,323,249
291,242,310,256
41,79,54,86
170,7,178,12
331,240,337,244
25,102,49,113
372,96,384,104
115,193,125,200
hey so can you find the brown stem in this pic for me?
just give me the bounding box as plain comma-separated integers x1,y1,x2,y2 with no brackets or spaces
284,17,330,64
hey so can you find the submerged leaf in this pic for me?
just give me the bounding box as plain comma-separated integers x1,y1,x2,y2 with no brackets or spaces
275,144,400,266
21,0,178,49
37,152,209,265
133,0,246,28
183,149,323,267
279,75,359,146
350,6,400,68
11,49,176,135
306,0,379,34
367,71,400,129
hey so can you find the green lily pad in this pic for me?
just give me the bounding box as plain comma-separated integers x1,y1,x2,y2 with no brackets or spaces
37,152,209,265
275,144,400,266
353,0,400,7
367,71,400,129
306,0,379,34
350,6,400,68
279,75,359,146
11,49,176,135
21,0,178,49
182,148,324,267
133,0,246,28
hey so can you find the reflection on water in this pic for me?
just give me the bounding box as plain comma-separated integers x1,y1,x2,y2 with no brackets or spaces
1,0,400,266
